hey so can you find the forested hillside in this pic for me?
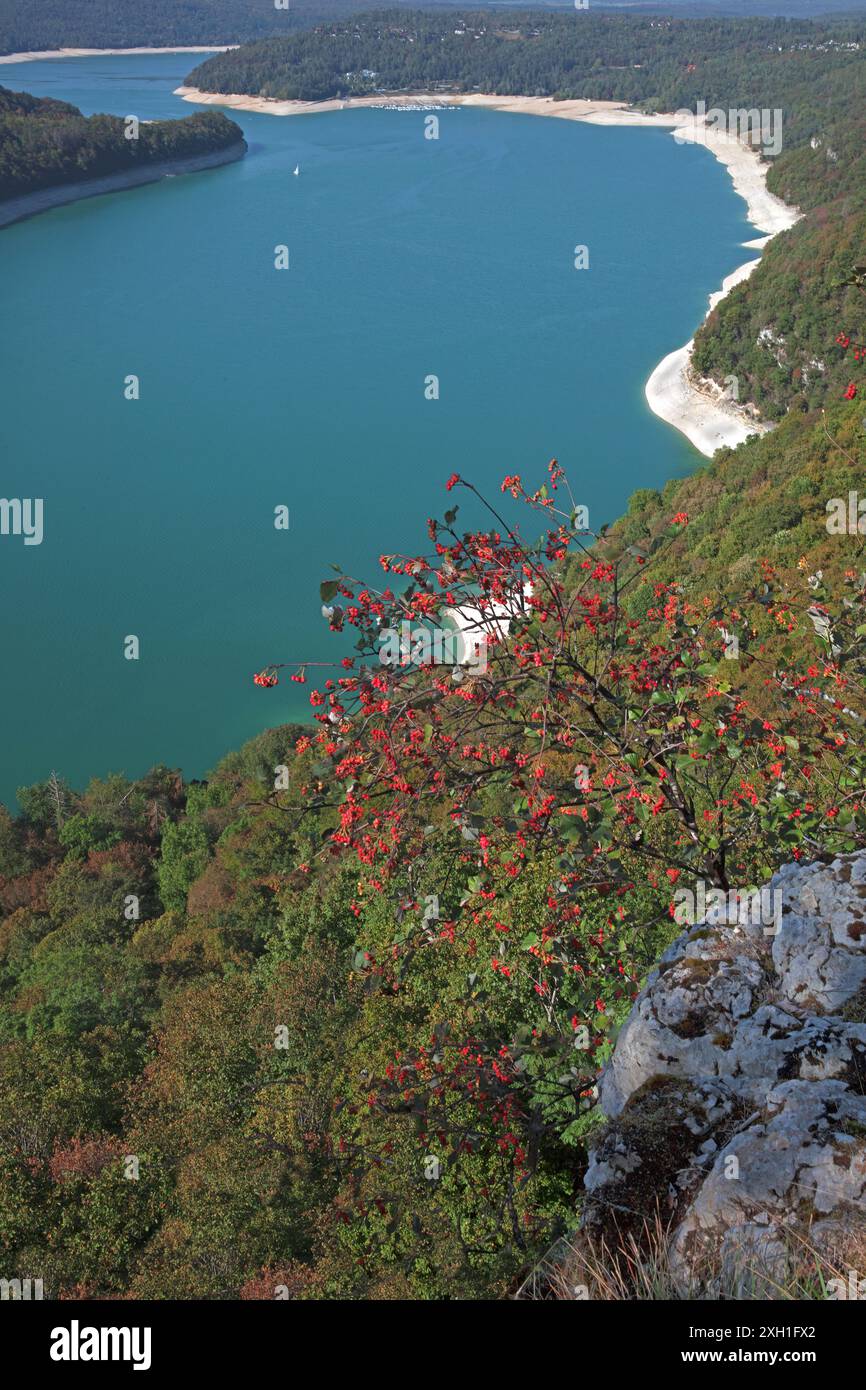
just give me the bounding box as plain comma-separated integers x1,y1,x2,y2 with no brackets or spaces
0,85,244,199
3,0,866,57
0,0,517,57
187,9,866,107
693,108,866,416
0,0,381,53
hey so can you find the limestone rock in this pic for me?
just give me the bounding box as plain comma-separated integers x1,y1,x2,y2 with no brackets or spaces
584,853,866,1282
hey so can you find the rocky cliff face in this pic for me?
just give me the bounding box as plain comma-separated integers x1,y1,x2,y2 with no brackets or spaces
583,853,866,1292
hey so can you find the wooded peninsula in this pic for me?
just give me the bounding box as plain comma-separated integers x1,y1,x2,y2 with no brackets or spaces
0,86,245,201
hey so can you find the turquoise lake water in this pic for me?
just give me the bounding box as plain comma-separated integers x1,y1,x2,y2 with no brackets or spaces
0,53,755,808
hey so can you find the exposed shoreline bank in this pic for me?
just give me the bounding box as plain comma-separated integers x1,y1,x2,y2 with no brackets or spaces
0,141,245,230
643,123,799,456
0,47,234,64
176,86,801,456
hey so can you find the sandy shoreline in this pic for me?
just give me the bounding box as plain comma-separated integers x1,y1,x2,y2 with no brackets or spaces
174,87,647,121
0,142,245,229
642,124,798,455
0,46,234,65
177,86,800,456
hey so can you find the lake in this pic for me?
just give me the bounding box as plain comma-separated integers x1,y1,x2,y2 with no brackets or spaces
0,52,754,807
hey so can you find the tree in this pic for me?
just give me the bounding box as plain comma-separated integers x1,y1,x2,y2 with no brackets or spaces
244,462,866,1284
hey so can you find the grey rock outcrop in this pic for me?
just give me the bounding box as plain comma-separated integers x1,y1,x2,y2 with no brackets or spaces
583,853,866,1286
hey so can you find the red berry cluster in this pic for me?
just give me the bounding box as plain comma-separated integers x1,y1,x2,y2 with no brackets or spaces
253,670,279,688
835,332,863,399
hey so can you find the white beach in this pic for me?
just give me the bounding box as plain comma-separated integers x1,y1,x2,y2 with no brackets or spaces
177,86,801,456
0,47,234,64
641,123,799,456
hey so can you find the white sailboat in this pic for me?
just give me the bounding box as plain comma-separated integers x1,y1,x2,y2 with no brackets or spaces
293,164,300,176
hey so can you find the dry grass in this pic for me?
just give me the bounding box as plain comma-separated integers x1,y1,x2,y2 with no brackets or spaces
513,1211,866,1301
